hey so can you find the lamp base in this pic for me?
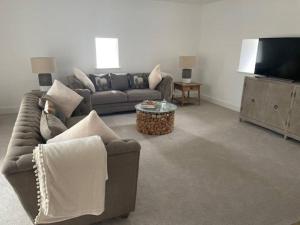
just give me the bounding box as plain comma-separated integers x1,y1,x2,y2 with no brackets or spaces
39,86,52,92
182,69,192,83
182,78,192,83
38,73,52,92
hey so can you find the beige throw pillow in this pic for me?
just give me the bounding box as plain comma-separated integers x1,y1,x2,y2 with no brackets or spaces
73,68,96,93
47,110,120,144
148,64,162,90
46,80,83,118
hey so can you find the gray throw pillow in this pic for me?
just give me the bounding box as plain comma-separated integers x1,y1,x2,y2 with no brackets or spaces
128,73,149,89
40,111,67,141
42,95,66,123
89,74,111,91
110,73,130,91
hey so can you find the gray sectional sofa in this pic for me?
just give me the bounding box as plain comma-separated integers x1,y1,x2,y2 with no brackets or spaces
1,91,141,225
67,73,173,115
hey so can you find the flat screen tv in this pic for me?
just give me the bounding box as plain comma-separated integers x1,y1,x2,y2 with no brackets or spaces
254,38,300,81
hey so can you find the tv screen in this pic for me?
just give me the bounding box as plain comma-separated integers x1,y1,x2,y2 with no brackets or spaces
254,38,300,81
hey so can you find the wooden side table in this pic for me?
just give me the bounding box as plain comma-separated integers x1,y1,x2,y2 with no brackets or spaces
173,82,202,106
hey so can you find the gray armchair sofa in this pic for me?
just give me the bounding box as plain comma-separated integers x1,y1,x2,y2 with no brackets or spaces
67,73,173,115
1,91,141,225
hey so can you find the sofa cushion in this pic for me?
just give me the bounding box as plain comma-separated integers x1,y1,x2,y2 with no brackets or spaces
66,75,86,89
40,111,67,140
125,89,162,102
89,74,111,92
43,98,66,123
72,89,92,117
92,90,127,105
110,73,130,91
66,115,85,128
128,73,149,89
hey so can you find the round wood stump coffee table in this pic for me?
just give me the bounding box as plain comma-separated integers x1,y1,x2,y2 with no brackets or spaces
135,101,177,135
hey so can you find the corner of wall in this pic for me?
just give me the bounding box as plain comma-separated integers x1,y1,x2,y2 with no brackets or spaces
201,94,240,112
0,106,19,115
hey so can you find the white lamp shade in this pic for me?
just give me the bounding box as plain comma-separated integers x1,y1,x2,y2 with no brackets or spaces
31,57,56,73
179,56,196,69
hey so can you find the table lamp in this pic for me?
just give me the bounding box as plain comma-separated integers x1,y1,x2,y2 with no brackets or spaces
179,56,196,83
31,57,56,91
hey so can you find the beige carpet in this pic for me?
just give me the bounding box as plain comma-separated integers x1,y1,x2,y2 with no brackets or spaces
1,101,300,225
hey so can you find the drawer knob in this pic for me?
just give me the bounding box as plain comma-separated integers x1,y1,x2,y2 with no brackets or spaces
251,98,255,103
274,105,278,110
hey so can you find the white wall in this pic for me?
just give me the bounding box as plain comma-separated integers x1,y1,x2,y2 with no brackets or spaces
198,0,300,111
0,0,200,114
6,0,298,114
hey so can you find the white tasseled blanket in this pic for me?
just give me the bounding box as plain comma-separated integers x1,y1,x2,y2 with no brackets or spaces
32,135,108,224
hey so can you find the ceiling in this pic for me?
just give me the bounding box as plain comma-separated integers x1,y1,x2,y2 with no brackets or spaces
153,0,222,4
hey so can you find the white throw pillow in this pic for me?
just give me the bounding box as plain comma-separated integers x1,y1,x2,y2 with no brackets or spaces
46,80,83,118
73,68,96,93
148,64,162,90
47,110,120,144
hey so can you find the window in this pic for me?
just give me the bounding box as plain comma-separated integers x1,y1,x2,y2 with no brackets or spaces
95,38,120,69
238,39,259,74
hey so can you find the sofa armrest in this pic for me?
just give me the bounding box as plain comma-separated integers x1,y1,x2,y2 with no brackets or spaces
156,75,173,102
105,139,141,156
3,139,141,223
2,152,34,176
66,75,86,89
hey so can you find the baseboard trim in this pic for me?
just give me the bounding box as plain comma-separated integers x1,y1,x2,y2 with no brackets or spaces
0,106,19,115
201,94,240,112
0,96,239,115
